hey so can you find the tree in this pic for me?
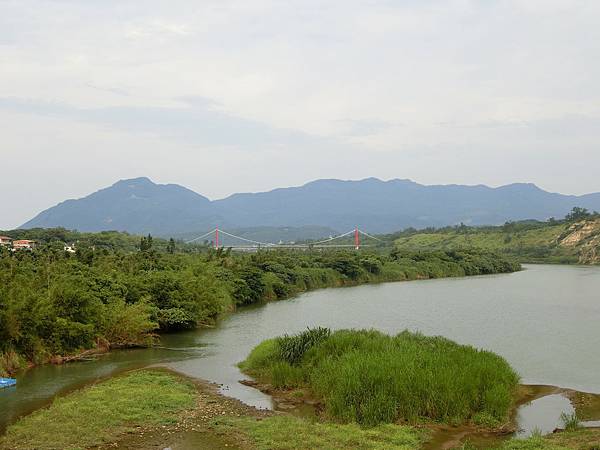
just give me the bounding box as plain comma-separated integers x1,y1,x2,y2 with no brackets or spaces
565,207,591,222
140,234,153,252
167,238,176,254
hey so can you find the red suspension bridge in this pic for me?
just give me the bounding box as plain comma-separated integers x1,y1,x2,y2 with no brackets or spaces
184,227,384,250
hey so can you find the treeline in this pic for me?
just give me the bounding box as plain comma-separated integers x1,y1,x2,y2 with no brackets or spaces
0,228,188,253
0,244,519,376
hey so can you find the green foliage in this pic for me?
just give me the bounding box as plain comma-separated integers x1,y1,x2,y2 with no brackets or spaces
498,435,570,449
101,299,158,346
139,234,154,252
0,351,26,378
214,415,424,450
241,329,520,427
277,327,331,365
167,238,176,254
0,227,191,253
393,221,582,264
239,339,280,375
565,207,596,222
0,230,519,372
157,307,196,331
232,267,265,305
0,370,195,450
560,412,581,432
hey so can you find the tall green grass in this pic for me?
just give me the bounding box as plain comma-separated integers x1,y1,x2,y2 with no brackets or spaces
215,415,425,450
241,328,519,427
277,327,331,365
560,412,581,432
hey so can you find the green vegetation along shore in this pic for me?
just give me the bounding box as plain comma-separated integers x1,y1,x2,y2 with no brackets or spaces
393,215,600,264
0,232,519,377
0,370,196,450
240,328,520,428
2,369,599,450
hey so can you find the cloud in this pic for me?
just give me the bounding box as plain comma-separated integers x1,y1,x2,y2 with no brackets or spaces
0,96,324,148
335,119,400,137
1,0,600,228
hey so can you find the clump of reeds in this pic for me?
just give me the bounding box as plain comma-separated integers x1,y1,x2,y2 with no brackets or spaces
277,327,331,365
560,412,581,432
241,328,520,427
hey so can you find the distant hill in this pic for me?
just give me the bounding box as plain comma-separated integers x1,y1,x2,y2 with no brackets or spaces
21,177,600,236
23,178,219,235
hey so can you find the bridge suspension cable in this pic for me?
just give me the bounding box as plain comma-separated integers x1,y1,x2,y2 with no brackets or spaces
183,227,386,249
358,230,385,242
309,229,356,245
217,229,277,247
185,229,217,244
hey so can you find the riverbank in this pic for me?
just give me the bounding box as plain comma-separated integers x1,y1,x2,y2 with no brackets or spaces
2,368,599,450
0,248,521,377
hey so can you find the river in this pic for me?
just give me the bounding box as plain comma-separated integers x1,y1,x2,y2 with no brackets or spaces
2,264,600,435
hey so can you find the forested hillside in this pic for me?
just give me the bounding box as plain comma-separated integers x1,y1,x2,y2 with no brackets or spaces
393,209,600,264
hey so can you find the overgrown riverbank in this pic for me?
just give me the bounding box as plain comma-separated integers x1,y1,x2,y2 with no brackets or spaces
0,245,520,376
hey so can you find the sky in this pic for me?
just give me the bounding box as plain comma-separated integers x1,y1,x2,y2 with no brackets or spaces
1,0,600,229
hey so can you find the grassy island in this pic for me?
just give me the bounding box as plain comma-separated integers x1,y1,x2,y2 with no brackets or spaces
240,328,520,427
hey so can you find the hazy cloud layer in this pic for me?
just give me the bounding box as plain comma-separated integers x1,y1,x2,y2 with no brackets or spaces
1,0,600,228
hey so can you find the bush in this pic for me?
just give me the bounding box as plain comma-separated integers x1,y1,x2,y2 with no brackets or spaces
157,308,196,331
101,300,158,346
0,350,26,377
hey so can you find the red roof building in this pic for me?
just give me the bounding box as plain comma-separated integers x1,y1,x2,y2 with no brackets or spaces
12,239,36,250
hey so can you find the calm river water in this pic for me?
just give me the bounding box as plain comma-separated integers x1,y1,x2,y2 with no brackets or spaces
2,264,599,434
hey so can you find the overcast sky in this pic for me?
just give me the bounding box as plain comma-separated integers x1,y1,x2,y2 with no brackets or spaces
1,0,600,229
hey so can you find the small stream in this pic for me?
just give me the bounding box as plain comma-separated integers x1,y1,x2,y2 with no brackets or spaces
2,264,600,444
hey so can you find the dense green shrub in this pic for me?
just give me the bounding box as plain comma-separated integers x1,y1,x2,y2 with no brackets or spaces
241,329,520,427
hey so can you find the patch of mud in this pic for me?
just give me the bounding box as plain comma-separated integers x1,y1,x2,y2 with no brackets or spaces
239,379,320,419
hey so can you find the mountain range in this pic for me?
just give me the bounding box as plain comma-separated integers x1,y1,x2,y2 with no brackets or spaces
21,177,600,236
